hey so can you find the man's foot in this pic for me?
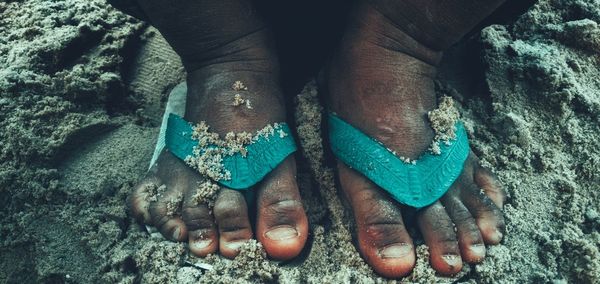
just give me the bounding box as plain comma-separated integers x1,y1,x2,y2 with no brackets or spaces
327,3,505,278
126,0,308,260
129,69,308,260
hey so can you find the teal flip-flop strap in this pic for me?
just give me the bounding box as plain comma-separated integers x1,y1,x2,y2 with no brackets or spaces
166,113,296,190
328,113,469,208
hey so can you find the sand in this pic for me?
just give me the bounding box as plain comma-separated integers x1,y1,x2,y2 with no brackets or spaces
1,0,599,283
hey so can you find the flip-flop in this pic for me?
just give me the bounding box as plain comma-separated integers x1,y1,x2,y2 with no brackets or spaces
328,112,470,208
151,82,297,190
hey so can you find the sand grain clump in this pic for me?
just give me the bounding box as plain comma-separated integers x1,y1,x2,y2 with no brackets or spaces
428,96,461,155
191,180,220,208
184,120,283,183
231,81,248,91
142,184,166,203
165,192,183,217
232,81,252,109
232,94,252,109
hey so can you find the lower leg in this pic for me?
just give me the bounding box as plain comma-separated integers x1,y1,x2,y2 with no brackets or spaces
136,0,276,72
365,0,506,52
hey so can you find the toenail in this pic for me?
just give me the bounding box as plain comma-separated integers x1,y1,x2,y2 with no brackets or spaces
442,254,461,267
378,243,412,259
225,240,248,251
264,225,298,241
469,244,486,257
172,227,181,240
192,239,212,250
490,229,503,243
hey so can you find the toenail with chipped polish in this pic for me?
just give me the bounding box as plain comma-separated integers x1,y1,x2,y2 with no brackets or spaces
192,239,212,250
469,244,486,257
265,225,298,241
225,240,247,251
378,243,412,258
442,254,461,267
172,227,181,240
489,228,503,243
496,229,504,239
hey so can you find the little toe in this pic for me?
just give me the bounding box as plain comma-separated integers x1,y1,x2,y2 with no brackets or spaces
256,157,308,260
213,188,253,259
128,176,161,224
182,188,218,256
338,164,416,278
460,184,505,245
148,185,188,242
441,195,486,263
417,201,463,276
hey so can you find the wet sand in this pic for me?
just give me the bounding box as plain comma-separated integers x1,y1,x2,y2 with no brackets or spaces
1,0,599,282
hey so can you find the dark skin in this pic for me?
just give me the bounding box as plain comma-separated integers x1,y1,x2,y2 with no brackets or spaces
127,0,506,278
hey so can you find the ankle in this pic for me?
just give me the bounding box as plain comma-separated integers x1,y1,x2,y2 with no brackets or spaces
341,3,444,67
180,27,280,75
183,27,283,106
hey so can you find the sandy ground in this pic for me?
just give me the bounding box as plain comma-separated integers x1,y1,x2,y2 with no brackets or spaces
1,0,599,283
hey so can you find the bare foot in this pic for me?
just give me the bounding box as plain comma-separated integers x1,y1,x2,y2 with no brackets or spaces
126,0,308,260
327,2,506,277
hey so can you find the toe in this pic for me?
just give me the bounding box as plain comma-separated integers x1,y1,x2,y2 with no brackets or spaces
460,183,505,245
214,188,253,259
473,164,506,208
441,195,485,263
256,157,308,260
182,188,218,257
417,201,463,276
128,176,161,224
148,185,188,242
339,164,415,278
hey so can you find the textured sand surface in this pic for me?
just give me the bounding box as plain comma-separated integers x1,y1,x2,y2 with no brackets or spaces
1,0,599,283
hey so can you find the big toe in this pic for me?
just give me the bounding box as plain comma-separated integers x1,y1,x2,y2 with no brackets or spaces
256,157,308,260
339,164,416,278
